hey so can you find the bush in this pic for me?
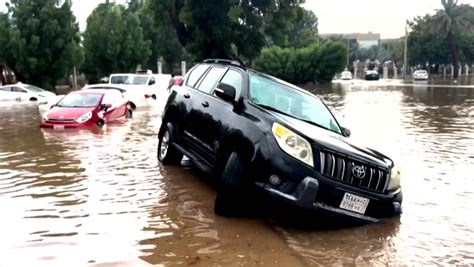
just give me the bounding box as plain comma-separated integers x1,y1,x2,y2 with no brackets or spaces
254,42,347,84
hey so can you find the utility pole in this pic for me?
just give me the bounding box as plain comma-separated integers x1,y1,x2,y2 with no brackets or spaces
347,38,350,69
403,20,409,80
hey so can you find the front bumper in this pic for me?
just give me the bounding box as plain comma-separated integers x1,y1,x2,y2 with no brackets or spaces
40,120,97,128
257,176,402,223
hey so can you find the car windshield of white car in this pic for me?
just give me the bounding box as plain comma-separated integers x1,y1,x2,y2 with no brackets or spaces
125,76,148,85
249,73,342,135
24,85,44,92
57,93,102,108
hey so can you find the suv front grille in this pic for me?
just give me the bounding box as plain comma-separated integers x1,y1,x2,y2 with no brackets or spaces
319,151,388,193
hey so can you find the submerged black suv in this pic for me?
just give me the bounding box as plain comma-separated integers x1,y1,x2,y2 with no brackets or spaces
158,59,402,223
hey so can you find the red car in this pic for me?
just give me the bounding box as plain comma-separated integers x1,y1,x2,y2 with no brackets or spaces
40,89,132,129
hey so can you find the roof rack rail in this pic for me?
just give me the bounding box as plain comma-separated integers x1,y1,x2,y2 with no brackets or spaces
202,58,246,69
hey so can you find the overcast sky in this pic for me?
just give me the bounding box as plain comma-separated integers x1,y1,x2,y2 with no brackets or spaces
1,0,474,38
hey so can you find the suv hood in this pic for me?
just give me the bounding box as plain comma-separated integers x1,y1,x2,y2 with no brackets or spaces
271,112,393,169
47,107,96,120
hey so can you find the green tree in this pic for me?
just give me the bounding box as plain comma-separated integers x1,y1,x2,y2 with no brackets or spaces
6,0,81,90
254,42,347,84
428,0,474,78
0,12,11,61
82,1,151,82
287,9,318,48
139,0,186,73
152,0,306,62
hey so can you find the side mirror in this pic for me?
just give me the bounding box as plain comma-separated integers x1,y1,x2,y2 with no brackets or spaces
101,103,112,110
215,83,236,104
148,80,155,86
341,126,351,137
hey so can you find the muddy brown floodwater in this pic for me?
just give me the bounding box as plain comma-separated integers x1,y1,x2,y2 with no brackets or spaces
0,80,473,266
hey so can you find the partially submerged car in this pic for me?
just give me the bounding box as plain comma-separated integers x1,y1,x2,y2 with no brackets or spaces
365,70,380,81
341,71,353,80
157,59,402,223
413,69,429,81
123,74,172,100
40,89,132,129
0,83,56,102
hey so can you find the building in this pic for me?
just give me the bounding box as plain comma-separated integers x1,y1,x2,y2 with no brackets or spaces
320,32,381,49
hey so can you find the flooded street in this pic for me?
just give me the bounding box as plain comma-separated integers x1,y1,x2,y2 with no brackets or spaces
0,81,473,266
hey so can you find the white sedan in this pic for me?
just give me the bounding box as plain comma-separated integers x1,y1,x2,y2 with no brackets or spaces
413,70,429,80
0,83,56,102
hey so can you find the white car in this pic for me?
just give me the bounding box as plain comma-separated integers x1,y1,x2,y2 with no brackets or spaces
38,94,65,116
341,71,353,80
413,70,429,80
83,84,153,110
123,74,172,99
0,83,56,102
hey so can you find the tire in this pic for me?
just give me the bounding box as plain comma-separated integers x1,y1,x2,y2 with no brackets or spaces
126,109,133,118
214,152,246,216
97,119,105,128
158,124,183,165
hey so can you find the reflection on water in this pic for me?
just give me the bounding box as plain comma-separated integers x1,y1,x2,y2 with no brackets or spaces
0,81,473,266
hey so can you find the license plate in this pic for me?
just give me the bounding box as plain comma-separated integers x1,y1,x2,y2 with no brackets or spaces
339,193,370,214
53,125,65,131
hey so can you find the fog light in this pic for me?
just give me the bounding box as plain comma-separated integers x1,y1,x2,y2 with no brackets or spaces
269,175,281,186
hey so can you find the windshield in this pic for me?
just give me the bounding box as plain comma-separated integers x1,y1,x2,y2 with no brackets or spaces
57,93,102,108
125,75,149,85
24,85,44,92
249,74,342,134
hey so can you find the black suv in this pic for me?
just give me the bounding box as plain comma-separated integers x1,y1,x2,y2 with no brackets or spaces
158,59,402,223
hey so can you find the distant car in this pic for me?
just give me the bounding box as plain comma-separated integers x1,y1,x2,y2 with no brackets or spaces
365,70,380,81
40,89,132,129
84,83,155,110
0,83,56,101
413,70,429,80
341,71,353,80
123,74,172,100
38,95,65,116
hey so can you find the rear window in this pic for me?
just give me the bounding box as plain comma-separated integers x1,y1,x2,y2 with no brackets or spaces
186,65,209,88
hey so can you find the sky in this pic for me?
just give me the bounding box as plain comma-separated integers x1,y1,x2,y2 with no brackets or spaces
1,0,474,38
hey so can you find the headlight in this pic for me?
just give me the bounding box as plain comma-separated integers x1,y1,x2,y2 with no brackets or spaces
76,112,92,123
387,166,402,191
42,112,49,122
272,123,314,167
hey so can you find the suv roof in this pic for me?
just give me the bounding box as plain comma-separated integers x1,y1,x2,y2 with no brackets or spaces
202,59,246,69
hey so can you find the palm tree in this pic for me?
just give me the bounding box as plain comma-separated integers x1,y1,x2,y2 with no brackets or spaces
430,0,474,79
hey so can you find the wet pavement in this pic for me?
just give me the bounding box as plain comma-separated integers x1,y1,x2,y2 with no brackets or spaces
0,80,473,266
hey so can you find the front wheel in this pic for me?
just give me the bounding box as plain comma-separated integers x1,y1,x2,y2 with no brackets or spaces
158,124,183,165
214,152,247,217
126,109,133,118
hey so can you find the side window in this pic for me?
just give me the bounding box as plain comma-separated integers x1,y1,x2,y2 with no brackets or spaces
219,69,242,100
197,67,227,94
186,65,209,88
0,87,11,92
12,87,27,93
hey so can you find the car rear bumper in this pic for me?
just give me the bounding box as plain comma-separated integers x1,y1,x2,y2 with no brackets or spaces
256,176,402,223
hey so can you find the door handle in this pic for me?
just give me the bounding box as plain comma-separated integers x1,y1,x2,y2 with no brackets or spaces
201,101,209,108
184,93,191,99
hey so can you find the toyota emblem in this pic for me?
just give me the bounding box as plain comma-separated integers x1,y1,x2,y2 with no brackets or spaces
352,165,366,179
